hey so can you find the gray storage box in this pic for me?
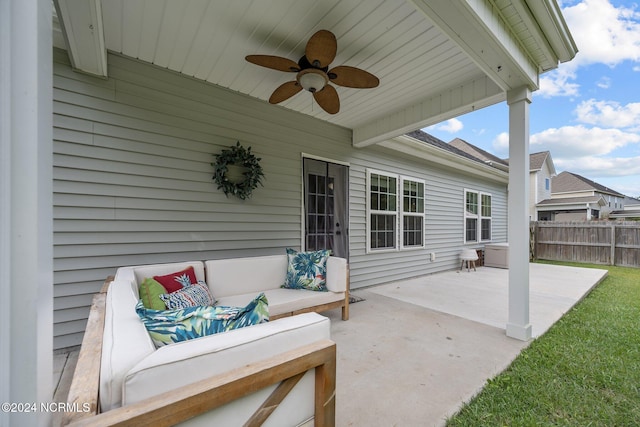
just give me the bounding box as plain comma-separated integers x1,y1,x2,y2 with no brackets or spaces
484,243,509,268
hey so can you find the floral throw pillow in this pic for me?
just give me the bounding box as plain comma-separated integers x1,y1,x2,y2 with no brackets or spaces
136,293,269,348
282,248,331,292
159,281,216,310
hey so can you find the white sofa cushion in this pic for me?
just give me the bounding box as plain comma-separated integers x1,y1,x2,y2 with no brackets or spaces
205,255,288,297
123,312,330,426
205,255,348,296
101,256,345,418
216,288,344,317
101,261,206,411
325,256,348,293
100,278,156,411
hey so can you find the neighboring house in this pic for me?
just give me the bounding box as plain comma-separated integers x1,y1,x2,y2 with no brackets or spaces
610,196,640,220
449,139,556,220
537,171,626,220
3,1,577,417
529,152,557,220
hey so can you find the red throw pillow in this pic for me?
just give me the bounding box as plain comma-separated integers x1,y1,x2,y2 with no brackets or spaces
153,266,197,293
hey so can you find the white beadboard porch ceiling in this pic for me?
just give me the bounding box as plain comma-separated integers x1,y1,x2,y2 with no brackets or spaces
53,0,577,147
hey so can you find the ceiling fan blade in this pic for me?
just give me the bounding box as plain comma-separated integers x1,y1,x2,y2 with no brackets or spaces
245,55,300,72
305,30,337,68
313,84,340,114
269,81,303,104
328,66,380,88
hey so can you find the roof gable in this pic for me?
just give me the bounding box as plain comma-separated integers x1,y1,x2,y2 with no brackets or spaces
530,151,550,171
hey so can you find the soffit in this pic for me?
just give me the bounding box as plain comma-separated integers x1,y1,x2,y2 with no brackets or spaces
53,0,576,146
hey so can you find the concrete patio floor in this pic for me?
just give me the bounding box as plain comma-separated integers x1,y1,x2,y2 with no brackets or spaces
324,263,607,427
53,263,607,427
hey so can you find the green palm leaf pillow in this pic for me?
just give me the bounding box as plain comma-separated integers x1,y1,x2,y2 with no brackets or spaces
282,248,331,292
136,293,269,348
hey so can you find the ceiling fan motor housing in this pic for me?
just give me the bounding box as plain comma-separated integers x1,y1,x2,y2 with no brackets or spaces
297,68,329,93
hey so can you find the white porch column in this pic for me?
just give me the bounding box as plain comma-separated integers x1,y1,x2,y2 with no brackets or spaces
506,86,532,341
1,1,53,426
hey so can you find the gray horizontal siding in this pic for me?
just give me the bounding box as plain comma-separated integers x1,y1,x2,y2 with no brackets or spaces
53,48,352,348
346,144,507,287
53,48,508,349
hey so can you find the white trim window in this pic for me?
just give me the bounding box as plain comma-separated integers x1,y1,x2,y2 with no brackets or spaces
367,170,425,252
401,176,425,249
368,170,397,251
464,189,492,243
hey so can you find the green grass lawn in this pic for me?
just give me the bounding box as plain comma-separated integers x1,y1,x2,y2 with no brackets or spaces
446,262,640,427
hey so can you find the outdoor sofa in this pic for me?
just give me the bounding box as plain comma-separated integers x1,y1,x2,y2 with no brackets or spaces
63,253,349,426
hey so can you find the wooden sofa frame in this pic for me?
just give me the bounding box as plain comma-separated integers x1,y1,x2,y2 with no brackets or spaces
62,277,337,427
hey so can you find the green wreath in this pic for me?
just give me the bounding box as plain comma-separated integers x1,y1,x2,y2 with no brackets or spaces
212,142,264,200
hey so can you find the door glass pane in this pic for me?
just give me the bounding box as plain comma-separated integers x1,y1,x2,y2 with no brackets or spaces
304,159,349,259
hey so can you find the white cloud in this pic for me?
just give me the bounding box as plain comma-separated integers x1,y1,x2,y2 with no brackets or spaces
491,132,510,156
563,0,640,67
530,125,640,157
607,180,640,198
554,155,640,177
575,99,640,129
596,76,611,89
430,118,463,133
538,66,580,98
538,0,640,98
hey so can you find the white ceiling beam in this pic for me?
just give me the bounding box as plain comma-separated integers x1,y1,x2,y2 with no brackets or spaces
54,0,107,78
410,0,540,92
353,75,503,147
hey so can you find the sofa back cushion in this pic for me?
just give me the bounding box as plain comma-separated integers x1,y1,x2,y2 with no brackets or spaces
114,261,206,300
325,256,348,293
205,255,288,298
132,261,206,287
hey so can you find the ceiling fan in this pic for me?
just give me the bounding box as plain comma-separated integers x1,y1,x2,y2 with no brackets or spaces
245,30,379,114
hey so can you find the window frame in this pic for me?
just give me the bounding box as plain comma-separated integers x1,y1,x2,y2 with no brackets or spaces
366,169,399,253
464,189,492,244
366,169,426,253
400,175,426,250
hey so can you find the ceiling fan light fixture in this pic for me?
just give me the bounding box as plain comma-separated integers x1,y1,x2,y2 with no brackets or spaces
297,69,328,93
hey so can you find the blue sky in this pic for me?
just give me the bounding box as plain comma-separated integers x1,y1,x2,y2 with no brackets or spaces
424,0,640,198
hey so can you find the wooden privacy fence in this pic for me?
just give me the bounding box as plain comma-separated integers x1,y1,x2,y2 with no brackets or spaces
532,221,640,267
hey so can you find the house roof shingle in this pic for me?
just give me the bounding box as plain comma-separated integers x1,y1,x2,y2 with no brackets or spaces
449,139,554,175
529,151,551,171
448,138,508,167
537,195,605,205
552,171,625,197
405,130,502,169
